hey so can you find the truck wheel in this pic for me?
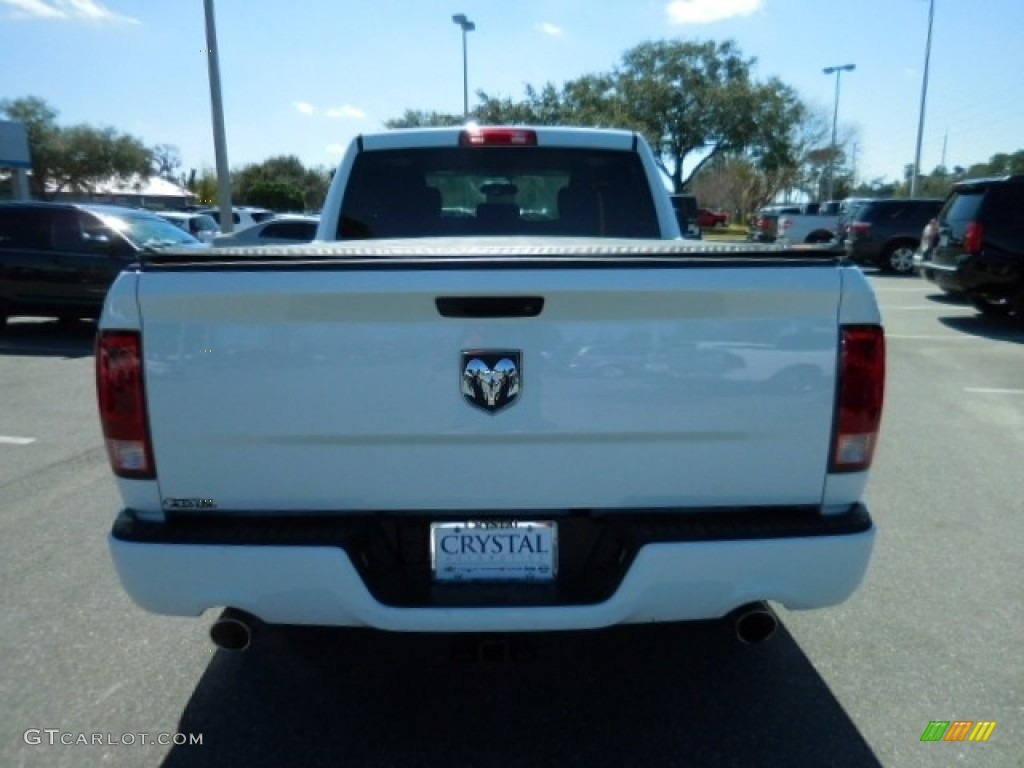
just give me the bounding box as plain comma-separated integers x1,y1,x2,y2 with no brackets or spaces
883,242,918,274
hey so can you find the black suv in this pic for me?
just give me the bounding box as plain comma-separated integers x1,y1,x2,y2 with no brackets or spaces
0,201,202,326
919,175,1024,318
844,197,944,274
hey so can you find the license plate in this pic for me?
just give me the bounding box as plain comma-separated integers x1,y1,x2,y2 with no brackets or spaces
430,520,557,582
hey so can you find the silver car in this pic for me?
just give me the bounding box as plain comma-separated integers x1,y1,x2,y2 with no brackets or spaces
211,215,319,247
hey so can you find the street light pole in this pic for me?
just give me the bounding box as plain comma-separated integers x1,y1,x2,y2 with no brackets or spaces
823,63,855,201
452,13,475,119
203,0,233,233
911,0,935,196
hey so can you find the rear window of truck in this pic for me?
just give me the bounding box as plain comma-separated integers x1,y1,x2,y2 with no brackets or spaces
336,147,660,240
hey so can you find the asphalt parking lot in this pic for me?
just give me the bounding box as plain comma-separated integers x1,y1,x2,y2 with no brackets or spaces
1,271,1021,767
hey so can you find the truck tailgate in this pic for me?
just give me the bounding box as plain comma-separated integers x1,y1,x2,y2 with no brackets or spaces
136,263,841,512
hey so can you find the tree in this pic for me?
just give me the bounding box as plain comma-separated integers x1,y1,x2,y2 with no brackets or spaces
0,96,60,198
0,96,153,199
246,179,304,211
232,155,330,211
47,124,152,197
609,41,803,191
421,40,808,193
193,168,218,207
385,109,463,128
153,144,182,181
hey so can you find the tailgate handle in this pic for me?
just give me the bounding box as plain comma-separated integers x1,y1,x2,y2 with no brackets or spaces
435,296,544,318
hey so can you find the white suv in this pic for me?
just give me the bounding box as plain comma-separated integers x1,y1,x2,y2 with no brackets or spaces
198,206,274,231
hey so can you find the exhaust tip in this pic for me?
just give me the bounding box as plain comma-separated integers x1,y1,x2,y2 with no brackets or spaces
732,602,778,645
210,608,255,652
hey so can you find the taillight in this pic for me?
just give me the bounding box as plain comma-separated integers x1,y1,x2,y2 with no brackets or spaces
849,222,872,236
964,220,984,255
459,127,537,146
96,331,155,478
830,325,885,473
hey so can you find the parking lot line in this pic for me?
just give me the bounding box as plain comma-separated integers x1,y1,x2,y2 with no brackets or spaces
878,305,957,310
0,435,36,445
886,334,977,340
963,388,1024,395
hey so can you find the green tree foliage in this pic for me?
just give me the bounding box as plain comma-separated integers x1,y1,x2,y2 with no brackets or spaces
233,154,330,211
962,150,1024,178
613,41,805,191
192,168,218,207
863,149,1024,199
246,179,304,211
386,109,463,128
0,96,153,199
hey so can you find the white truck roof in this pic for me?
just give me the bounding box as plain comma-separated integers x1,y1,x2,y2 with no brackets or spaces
358,125,640,151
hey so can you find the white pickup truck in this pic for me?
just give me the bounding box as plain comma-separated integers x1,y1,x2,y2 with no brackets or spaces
776,210,842,245
98,126,885,649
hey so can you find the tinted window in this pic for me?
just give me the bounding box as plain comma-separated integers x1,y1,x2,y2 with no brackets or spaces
861,202,908,221
0,207,51,249
190,215,219,234
91,211,200,248
338,147,659,240
260,220,317,240
250,210,275,223
49,209,88,252
940,190,984,223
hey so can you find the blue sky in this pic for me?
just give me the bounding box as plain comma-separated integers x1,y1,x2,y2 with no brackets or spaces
2,0,1021,186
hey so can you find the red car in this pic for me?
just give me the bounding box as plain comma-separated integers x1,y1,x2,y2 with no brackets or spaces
697,208,728,228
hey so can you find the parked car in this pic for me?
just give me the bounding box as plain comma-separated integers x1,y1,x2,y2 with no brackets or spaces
211,215,319,247
697,208,728,228
197,206,275,231
835,197,873,245
747,205,801,243
917,175,1024,318
669,194,702,239
157,211,220,243
0,201,203,326
844,197,944,274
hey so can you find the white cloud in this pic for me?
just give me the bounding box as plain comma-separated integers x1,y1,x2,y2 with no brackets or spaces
1,0,138,22
326,143,346,156
536,22,563,37
325,105,367,120
292,101,317,116
66,0,137,23
1,0,67,18
666,0,762,25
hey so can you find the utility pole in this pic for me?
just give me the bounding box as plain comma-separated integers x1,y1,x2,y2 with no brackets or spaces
203,0,233,232
452,14,475,119
823,64,856,200
911,0,935,196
